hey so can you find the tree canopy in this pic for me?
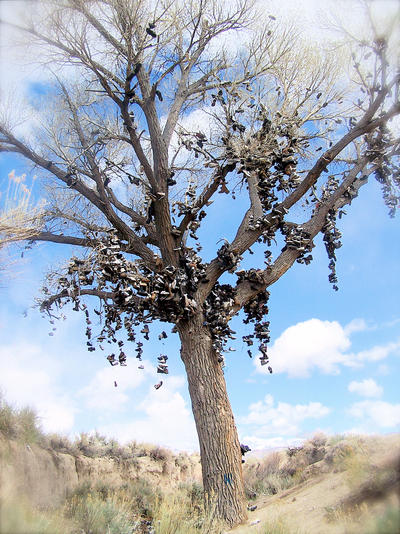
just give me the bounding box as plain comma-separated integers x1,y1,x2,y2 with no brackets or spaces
1,0,398,366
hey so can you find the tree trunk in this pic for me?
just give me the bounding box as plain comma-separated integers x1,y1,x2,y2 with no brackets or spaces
178,314,248,527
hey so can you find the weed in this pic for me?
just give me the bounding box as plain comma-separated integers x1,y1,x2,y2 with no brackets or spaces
46,433,76,454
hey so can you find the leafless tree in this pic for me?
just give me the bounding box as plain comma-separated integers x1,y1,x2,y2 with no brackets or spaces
0,0,399,526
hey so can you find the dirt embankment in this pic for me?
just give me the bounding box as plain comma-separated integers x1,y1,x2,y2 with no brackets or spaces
231,434,400,534
0,436,201,508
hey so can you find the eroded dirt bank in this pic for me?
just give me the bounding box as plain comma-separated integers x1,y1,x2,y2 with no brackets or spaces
0,436,201,508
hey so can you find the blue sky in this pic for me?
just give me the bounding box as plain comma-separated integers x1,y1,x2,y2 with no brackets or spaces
0,0,399,452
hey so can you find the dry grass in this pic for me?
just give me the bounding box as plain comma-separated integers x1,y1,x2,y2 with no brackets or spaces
0,170,45,246
0,479,218,534
0,170,46,283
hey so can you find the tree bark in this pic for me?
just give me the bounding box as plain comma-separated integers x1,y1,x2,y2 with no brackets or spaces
178,314,248,527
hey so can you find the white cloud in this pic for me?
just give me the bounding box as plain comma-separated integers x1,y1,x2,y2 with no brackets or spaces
348,378,383,398
78,357,154,412
0,331,197,450
348,400,400,429
0,2,47,126
258,319,350,377
262,0,399,45
238,394,330,437
167,104,219,167
0,341,76,433
255,318,400,378
97,376,198,452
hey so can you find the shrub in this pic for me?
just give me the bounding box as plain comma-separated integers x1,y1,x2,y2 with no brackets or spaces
308,432,327,448
327,433,347,446
73,432,127,458
66,480,92,501
175,452,190,470
122,477,161,518
0,397,17,439
286,446,303,458
15,407,43,444
290,434,328,466
150,445,171,462
178,481,204,508
47,433,76,454
325,442,355,468
259,452,281,475
244,452,295,498
64,492,134,534
0,394,44,444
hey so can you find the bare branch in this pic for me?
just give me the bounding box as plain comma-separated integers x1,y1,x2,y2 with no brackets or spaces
233,157,374,311
40,287,116,311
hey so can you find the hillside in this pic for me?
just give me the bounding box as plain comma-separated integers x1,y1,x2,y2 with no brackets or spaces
0,434,202,509
231,434,400,534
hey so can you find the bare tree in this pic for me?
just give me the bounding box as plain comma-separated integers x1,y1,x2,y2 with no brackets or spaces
1,0,399,526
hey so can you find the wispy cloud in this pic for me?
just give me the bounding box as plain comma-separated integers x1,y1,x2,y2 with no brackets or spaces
346,341,400,366
344,318,368,336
